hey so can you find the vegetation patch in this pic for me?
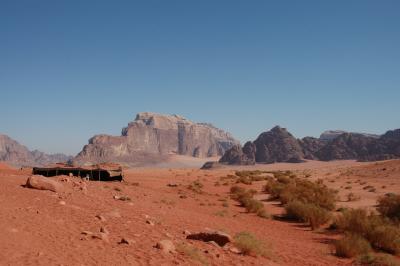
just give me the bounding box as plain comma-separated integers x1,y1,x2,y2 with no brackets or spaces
334,233,371,258
234,232,268,257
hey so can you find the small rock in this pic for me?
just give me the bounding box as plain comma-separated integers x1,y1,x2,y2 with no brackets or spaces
146,220,155,226
95,215,106,222
26,175,63,193
119,238,135,245
165,232,173,238
100,226,109,235
167,183,178,187
155,240,176,253
58,201,66,205
208,241,220,248
183,230,191,235
92,232,109,242
229,246,241,254
81,231,93,235
186,231,232,247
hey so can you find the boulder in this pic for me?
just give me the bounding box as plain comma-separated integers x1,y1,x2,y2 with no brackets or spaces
25,175,63,193
186,231,232,247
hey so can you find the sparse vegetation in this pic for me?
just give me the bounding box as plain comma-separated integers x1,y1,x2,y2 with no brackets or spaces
230,186,268,218
334,208,400,255
177,243,208,265
188,180,204,194
347,192,361,202
377,193,400,221
264,175,337,211
284,200,331,230
355,253,400,266
234,232,268,257
334,233,371,258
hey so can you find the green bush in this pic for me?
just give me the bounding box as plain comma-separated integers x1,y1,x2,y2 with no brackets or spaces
334,233,371,258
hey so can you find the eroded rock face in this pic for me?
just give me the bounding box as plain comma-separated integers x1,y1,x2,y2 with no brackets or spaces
74,112,239,165
218,126,400,165
0,134,72,167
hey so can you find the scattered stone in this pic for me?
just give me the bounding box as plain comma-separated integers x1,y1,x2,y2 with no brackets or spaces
58,201,66,205
95,215,106,222
229,246,241,254
183,230,191,235
155,240,176,253
25,175,63,193
167,183,178,187
119,238,135,245
100,226,109,235
186,231,232,247
92,232,109,242
114,195,131,201
81,231,93,236
146,220,155,226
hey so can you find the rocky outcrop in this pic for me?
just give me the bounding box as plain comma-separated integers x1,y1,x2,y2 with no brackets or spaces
74,112,239,165
0,134,72,167
320,130,380,141
217,126,400,165
219,126,305,165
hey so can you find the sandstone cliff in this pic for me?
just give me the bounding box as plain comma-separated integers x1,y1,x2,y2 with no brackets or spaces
74,112,239,165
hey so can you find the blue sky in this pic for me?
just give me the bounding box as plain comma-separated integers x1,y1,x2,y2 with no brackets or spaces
1,0,399,155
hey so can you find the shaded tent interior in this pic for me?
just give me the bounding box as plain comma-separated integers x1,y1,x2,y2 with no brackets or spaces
32,167,123,181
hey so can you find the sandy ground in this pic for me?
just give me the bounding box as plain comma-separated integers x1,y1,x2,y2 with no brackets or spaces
1,159,399,265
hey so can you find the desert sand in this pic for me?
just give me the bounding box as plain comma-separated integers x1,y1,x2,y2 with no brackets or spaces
1,159,399,265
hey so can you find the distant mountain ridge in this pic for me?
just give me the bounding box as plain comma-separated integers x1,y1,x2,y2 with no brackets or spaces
218,126,400,165
73,112,239,165
0,134,72,167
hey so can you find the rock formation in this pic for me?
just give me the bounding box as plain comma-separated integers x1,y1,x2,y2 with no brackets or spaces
74,112,239,165
217,126,400,165
0,134,71,166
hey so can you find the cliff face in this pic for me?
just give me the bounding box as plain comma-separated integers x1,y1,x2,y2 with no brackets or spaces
74,112,239,165
0,134,71,166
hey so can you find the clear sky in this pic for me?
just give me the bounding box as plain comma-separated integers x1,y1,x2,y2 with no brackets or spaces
1,1,399,155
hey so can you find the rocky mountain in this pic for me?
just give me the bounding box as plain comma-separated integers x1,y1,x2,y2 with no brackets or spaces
0,134,72,167
217,126,400,165
319,130,380,141
220,126,305,165
74,112,239,165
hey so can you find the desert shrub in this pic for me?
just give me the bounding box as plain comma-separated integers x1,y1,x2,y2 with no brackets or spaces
263,180,286,199
230,186,268,217
279,179,337,210
334,233,371,258
347,192,361,202
177,243,208,265
355,253,400,266
234,232,267,257
334,208,400,254
285,200,331,230
244,198,264,213
236,176,252,185
368,224,400,254
264,177,337,211
188,180,204,193
377,193,400,221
